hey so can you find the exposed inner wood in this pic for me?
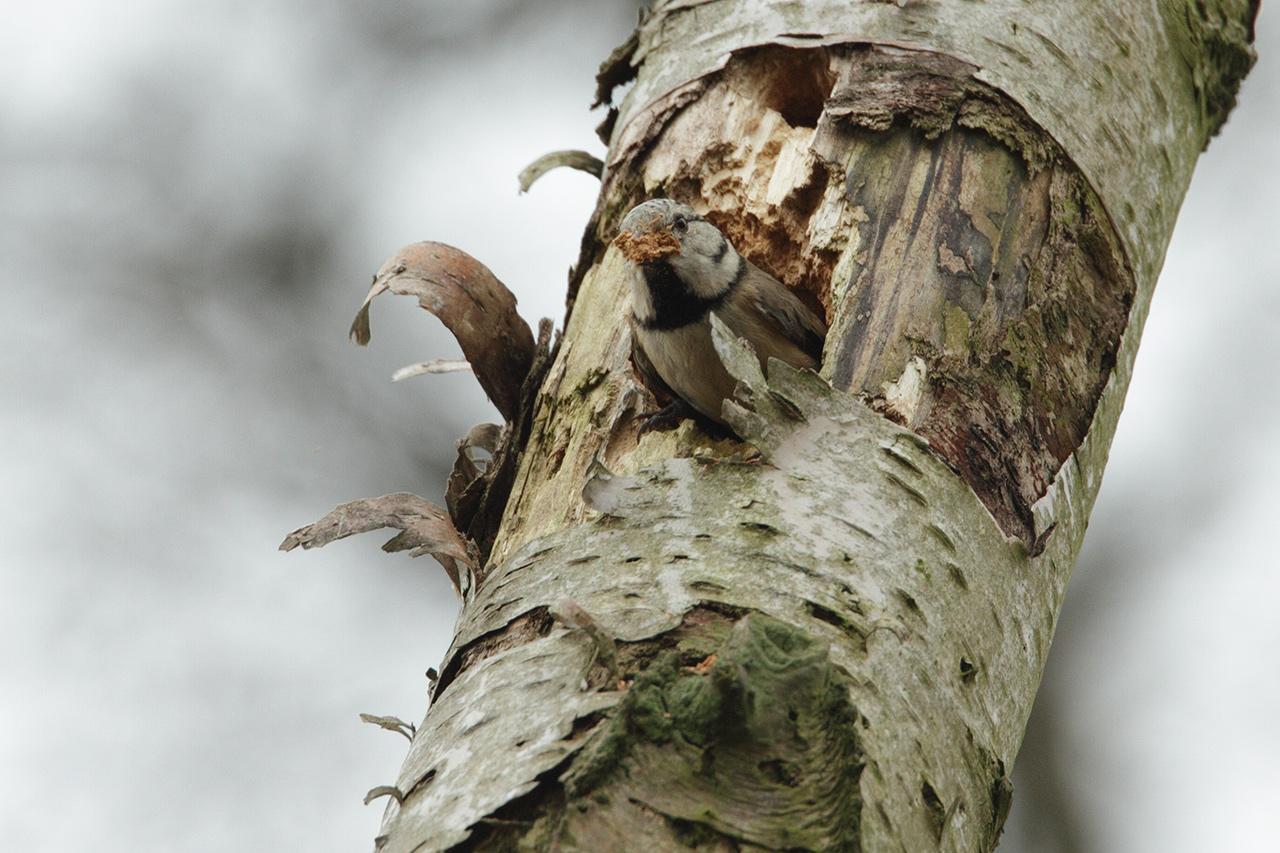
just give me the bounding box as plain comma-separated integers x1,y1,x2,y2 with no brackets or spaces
818,50,1133,543
559,45,1134,545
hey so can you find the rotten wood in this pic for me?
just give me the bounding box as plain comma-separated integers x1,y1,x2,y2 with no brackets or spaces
816,48,1133,543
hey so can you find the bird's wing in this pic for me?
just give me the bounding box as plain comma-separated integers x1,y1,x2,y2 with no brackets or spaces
628,315,676,403
742,264,828,364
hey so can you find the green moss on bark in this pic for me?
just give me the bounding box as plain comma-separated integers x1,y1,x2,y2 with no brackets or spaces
555,614,864,852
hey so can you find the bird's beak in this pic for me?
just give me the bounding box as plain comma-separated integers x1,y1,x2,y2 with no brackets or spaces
613,228,681,264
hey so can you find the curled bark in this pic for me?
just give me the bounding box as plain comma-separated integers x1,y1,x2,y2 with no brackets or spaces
352,242,535,422
517,150,604,193
445,422,503,528
359,714,416,743
280,493,475,597
390,358,471,382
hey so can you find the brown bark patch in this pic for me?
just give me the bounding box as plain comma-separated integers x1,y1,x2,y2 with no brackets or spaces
819,50,1135,543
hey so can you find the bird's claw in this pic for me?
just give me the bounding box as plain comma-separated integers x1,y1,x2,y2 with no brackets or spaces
637,400,694,437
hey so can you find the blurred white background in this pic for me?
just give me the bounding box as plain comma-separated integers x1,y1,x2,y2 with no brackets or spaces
1,2,1274,851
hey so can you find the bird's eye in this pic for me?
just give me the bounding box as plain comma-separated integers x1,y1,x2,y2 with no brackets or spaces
673,216,688,233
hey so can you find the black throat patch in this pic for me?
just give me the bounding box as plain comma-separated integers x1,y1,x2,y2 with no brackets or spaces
638,256,745,331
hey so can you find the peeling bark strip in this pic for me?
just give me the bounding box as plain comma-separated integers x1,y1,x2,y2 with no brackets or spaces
517,150,604,194
355,2,1256,851
352,242,535,422
342,238,559,564
280,493,475,596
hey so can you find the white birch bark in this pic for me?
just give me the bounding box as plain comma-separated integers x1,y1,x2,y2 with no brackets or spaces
363,2,1257,850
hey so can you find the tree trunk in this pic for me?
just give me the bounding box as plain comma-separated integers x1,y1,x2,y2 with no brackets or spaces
373,2,1257,850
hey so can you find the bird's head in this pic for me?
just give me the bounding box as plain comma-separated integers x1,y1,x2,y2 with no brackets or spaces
614,199,742,306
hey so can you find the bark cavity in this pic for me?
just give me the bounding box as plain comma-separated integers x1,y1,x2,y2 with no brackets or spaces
591,45,850,322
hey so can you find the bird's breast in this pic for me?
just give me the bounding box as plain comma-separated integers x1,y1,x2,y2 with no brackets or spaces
633,319,736,425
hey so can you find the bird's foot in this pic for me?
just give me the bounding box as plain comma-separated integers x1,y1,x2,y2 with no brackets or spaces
637,399,738,441
636,399,696,437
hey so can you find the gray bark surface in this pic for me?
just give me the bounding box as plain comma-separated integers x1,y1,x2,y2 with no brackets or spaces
365,2,1256,850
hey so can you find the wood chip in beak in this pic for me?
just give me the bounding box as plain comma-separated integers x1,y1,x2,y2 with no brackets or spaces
613,229,681,264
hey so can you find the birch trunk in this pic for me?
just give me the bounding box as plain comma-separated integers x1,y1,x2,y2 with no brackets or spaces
373,2,1256,850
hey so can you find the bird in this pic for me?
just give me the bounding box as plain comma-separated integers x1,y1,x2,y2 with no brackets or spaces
613,198,827,434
